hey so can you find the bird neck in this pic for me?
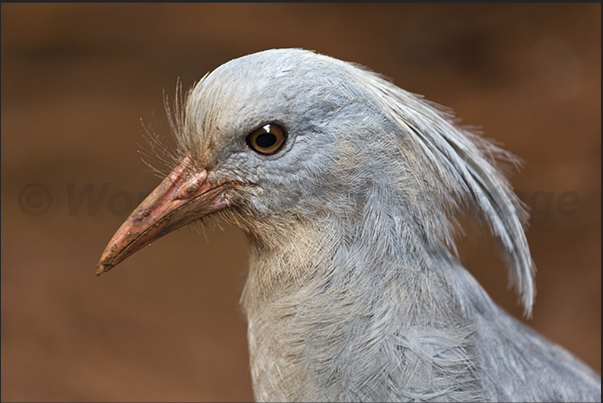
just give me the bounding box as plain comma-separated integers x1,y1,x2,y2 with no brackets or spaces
240,211,493,401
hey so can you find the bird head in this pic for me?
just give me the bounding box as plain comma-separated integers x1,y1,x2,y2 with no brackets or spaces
96,49,535,315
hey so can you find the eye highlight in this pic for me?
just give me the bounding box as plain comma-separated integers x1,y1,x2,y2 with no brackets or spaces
246,124,287,155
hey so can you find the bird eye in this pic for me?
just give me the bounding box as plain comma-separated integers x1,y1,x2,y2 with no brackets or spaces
246,124,287,155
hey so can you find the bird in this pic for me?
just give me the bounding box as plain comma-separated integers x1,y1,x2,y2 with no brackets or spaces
96,48,601,402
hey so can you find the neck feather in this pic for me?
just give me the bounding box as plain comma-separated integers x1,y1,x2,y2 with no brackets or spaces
240,205,495,401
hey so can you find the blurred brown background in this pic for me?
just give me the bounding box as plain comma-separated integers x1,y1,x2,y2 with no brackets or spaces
1,4,600,402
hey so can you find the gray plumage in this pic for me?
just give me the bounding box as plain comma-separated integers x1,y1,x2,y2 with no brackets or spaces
156,49,601,401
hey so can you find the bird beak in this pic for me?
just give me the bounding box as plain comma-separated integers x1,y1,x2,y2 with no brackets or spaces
95,156,232,276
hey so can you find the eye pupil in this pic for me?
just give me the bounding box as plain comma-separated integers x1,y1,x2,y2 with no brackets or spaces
255,132,277,148
246,123,287,155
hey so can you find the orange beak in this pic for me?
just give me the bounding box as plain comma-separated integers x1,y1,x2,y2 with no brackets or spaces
96,156,234,276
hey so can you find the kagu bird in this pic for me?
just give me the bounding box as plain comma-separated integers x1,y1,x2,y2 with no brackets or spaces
96,49,601,402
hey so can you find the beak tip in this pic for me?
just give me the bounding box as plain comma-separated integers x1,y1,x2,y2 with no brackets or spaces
96,262,113,276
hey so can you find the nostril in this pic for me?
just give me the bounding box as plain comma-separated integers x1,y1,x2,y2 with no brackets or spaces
173,171,209,200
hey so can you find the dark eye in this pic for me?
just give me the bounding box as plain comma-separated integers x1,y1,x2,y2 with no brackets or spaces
246,124,287,155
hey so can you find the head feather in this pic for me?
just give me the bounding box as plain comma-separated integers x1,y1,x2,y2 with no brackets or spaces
353,67,536,316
